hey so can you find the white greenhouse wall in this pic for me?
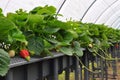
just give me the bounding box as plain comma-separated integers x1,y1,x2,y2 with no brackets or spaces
0,0,65,15
0,0,120,28
82,0,117,23
58,0,95,21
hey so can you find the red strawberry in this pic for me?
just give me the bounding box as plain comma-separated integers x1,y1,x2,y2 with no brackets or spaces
115,43,119,49
20,49,30,61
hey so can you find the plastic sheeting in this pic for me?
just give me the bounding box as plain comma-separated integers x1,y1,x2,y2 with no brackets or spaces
0,0,120,28
58,0,95,21
0,0,65,15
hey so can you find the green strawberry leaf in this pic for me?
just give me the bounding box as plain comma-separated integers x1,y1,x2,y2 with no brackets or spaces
59,47,73,56
73,41,83,57
28,37,44,55
0,49,10,76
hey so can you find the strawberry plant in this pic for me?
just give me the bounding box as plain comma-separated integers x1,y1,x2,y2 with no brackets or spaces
0,10,27,76
1,5,120,76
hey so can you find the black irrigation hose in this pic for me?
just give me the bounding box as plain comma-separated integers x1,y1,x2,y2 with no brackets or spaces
80,0,97,21
75,55,100,74
55,0,66,18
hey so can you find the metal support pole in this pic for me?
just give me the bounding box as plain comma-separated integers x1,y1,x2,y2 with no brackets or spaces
79,62,82,80
65,68,70,80
112,47,117,79
6,70,13,80
84,53,89,80
74,57,79,80
91,61,94,79
100,57,104,80
53,58,59,80
65,57,70,80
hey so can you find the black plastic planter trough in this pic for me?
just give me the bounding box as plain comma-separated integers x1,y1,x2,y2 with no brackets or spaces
0,52,82,80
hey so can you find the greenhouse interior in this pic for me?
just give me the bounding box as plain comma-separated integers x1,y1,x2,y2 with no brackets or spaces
1,0,120,80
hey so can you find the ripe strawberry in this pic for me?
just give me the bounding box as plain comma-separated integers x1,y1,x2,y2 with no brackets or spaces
20,49,30,61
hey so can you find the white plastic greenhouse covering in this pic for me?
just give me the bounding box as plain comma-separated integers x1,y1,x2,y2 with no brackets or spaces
0,0,120,28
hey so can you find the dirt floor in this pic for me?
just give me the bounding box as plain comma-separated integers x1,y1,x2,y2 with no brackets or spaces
107,61,120,80
96,60,120,80
59,60,120,80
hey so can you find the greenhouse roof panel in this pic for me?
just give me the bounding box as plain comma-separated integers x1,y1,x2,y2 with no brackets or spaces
0,0,65,15
105,10,120,26
1,0,120,28
96,0,120,24
58,0,95,21
111,18,120,29
82,0,116,23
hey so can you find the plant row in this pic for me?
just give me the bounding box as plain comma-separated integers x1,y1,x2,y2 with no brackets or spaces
0,5,120,76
